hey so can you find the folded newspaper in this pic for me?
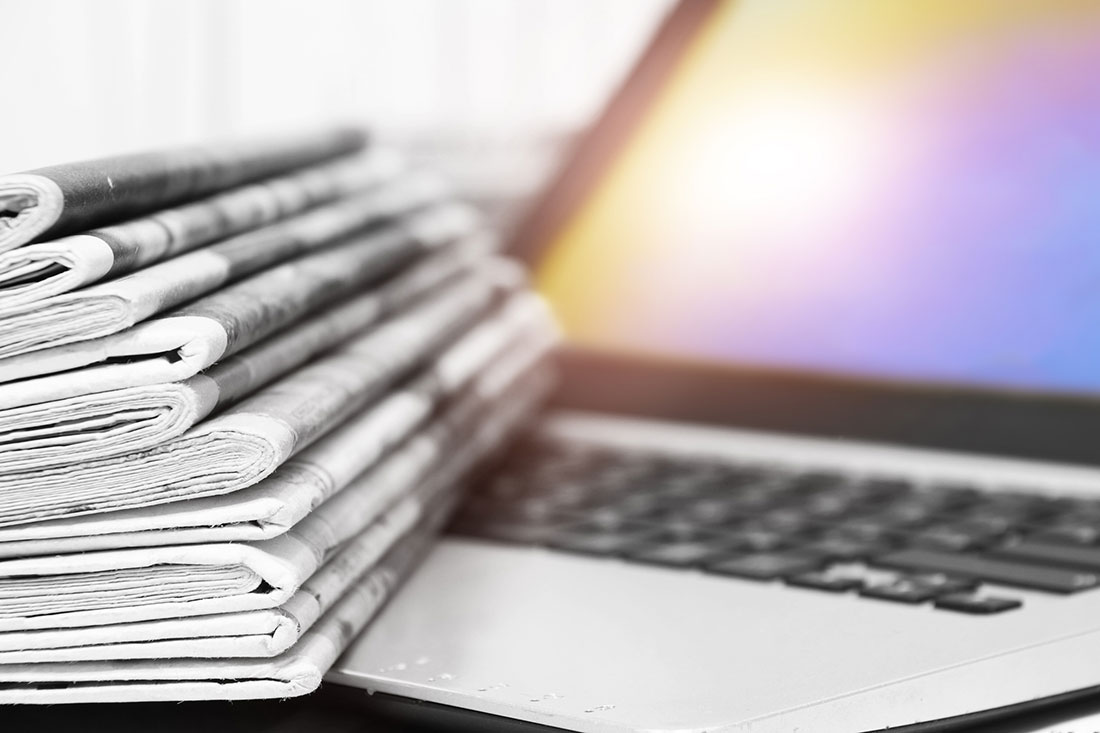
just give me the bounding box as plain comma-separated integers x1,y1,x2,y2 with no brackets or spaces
0,237,493,472
0,126,366,252
0,150,400,310
0,363,552,702
0,315,549,634
0,204,485,411
0,324,551,650
0,172,450,363
0,503,435,663
0,265,515,528
0,291,555,557
0,127,558,705
0,288,554,556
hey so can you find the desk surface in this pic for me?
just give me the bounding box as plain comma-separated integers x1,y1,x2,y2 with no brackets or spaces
0,685,560,733
8,683,1100,733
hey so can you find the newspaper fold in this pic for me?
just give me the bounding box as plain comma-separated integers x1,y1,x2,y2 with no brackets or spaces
0,313,550,633
0,241,492,473
0,291,555,557
0,373,544,703
0,485,440,665
0,339,551,662
0,151,400,310
0,173,452,362
0,207,485,414
0,127,366,253
0,267,513,529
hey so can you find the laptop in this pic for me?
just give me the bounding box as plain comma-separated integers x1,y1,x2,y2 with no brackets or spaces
327,1,1100,730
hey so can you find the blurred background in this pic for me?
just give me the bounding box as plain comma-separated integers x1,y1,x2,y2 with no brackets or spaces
0,0,671,226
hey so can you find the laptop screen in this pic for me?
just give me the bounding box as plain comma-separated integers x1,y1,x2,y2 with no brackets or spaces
536,0,1100,396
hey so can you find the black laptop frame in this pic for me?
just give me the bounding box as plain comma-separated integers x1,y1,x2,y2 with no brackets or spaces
508,0,1100,469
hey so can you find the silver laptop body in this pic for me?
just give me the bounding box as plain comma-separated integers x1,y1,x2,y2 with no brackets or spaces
330,1,1100,729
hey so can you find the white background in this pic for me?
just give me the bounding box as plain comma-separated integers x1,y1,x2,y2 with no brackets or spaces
0,0,670,172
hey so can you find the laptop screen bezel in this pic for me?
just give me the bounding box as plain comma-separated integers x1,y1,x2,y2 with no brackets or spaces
507,0,1100,469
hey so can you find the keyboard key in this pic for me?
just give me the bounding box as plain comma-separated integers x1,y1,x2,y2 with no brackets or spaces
654,523,730,545
989,540,1100,571
933,594,1023,615
784,572,862,593
853,477,915,500
721,490,779,512
795,537,889,561
643,475,710,500
867,503,938,528
859,579,939,605
1027,523,1100,546
614,494,667,515
907,523,1004,552
585,508,646,528
755,509,817,533
959,507,1037,528
948,515,1017,536
1054,499,1100,520
676,497,750,525
584,513,662,530
705,552,826,581
872,549,1100,594
908,573,980,594
824,520,898,543
626,541,730,568
722,528,790,552
802,494,854,518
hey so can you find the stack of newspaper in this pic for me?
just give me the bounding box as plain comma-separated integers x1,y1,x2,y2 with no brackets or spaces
0,128,557,703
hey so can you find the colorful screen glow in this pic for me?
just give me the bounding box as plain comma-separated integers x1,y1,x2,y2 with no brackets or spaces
538,0,1100,394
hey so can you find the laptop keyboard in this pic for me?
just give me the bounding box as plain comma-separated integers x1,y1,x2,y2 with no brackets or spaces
450,436,1100,615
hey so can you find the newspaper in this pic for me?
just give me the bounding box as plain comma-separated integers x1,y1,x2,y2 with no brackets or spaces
0,369,549,703
0,269,512,529
0,376,541,704
0,497,434,664
0,242,494,473
0,172,450,362
0,351,551,663
0,127,366,253
0,332,551,634
0,208,486,413
0,292,555,556
0,151,401,310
